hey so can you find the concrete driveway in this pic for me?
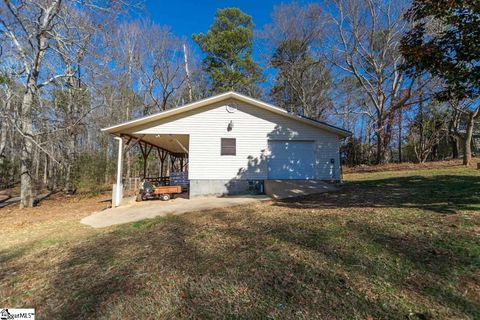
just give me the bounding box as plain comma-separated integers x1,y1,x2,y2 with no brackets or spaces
81,195,269,228
81,180,337,228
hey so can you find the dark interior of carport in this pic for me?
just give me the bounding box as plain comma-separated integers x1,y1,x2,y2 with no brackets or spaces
119,133,189,189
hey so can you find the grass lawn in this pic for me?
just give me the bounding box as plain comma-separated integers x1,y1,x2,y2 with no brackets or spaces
1,166,479,319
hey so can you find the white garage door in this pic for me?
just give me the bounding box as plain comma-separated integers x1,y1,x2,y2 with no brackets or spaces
267,140,316,179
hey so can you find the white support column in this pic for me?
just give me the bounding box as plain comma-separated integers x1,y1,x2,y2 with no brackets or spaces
113,137,123,207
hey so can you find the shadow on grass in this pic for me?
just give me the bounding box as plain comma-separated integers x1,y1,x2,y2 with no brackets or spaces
28,203,478,319
0,195,12,203
36,213,396,319
0,191,58,208
274,175,480,214
5,174,478,319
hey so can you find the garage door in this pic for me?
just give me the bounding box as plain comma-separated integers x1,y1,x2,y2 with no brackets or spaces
267,140,315,179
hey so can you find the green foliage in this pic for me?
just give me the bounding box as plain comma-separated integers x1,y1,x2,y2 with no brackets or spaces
270,38,332,119
341,137,369,166
412,103,448,140
271,39,309,67
401,141,418,163
0,158,19,185
193,8,262,94
270,39,308,109
73,152,111,194
401,0,480,100
0,72,11,85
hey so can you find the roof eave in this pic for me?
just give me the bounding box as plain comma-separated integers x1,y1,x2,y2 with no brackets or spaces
101,91,352,137
101,91,236,133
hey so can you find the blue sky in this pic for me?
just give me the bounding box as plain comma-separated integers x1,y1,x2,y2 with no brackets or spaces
145,0,283,39
144,1,297,88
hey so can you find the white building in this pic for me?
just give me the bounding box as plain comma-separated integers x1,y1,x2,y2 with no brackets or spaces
103,92,351,199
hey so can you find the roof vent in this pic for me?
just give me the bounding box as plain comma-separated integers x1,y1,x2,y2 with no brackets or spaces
226,105,237,113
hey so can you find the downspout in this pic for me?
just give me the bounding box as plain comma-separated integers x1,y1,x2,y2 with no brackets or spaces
114,137,123,207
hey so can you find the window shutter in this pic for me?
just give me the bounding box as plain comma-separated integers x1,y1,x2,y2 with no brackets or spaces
221,138,236,156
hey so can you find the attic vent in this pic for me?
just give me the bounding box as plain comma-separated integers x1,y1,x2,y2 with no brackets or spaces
226,105,237,113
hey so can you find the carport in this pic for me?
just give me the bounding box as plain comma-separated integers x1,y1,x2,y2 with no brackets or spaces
105,132,189,207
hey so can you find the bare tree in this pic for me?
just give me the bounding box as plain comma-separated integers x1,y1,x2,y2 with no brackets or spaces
183,42,193,102
0,0,128,207
328,0,419,164
447,108,461,159
137,22,186,112
409,101,448,163
0,76,13,165
450,100,480,166
1,0,66,207
263,3,332,119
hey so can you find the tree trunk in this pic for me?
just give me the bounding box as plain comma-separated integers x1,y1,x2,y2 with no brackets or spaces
126,149,131,178
376,134,388,164
104,141,110,185
65,162,71,191
376,119,388,164
43,153,48,186
20,83,35,208
398,109,402,163
183,43,193,103
34,145,40,181
65,132,76,192
450,136,459,159
421,151,429,164
52,164,58,191
431,144,438,161
0,101,9,164
448,107,460,159
463,112,475,166
462,107,480,166
418,96,425,159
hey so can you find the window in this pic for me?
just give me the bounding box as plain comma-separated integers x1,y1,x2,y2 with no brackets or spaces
221,138,236,156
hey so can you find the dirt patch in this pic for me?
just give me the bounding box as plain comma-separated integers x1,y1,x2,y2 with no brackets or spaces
0,192,111,232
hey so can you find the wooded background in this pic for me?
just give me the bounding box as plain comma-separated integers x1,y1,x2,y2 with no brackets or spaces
0,0,479,207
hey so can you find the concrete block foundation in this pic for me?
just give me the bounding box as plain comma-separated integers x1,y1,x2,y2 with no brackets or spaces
189,179,255,197
189,179,338,199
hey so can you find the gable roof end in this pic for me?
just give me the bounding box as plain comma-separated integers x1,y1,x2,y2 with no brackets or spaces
101,91,352,138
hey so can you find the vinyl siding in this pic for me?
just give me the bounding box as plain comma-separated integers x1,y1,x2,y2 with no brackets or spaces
128,99,342,180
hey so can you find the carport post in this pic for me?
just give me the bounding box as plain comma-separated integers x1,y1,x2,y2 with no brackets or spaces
113,137,123,207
